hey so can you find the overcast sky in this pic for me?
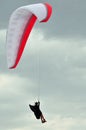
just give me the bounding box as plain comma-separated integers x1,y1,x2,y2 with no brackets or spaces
0,0,86,130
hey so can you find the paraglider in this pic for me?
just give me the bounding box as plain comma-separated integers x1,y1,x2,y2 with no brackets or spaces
29,101,46,123
6,3,52,69
6,3,52,123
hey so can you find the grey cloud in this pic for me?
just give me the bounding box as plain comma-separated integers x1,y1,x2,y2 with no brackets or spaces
1,29,86,104
6,37,86,104
0,75,34,130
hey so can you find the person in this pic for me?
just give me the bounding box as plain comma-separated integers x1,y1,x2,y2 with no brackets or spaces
29,101,47,123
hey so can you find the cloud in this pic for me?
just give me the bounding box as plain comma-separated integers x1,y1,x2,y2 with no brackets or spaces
1,28,86,101
0,73,36,130
46,115,86,130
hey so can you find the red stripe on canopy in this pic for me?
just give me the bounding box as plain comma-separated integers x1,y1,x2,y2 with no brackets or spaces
10,15,37,69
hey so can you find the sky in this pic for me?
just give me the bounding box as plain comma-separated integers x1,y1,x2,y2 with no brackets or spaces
0,0,86,130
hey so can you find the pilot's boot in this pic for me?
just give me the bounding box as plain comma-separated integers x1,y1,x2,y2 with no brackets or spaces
42,119,47,123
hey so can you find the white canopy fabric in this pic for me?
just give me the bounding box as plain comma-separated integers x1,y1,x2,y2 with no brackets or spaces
6,3,52,69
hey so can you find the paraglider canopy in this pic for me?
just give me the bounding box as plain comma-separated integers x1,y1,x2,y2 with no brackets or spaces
6,3,52,69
